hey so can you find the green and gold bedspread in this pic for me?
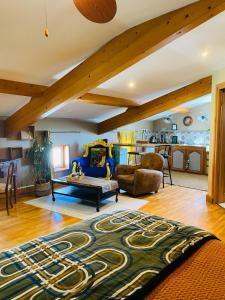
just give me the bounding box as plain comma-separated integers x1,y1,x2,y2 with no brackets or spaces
0,210,215,299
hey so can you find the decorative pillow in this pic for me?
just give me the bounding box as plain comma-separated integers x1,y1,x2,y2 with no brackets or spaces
90,148,106,167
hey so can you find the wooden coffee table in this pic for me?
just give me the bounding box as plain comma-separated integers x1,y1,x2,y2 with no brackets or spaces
51,176,119,212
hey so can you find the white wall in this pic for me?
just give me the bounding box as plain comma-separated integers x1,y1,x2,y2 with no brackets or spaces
36,118,153,177
153,103,211,132
36,118,153,157
36,118,97,157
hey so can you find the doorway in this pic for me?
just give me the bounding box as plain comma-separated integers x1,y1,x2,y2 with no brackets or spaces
209,87,225,203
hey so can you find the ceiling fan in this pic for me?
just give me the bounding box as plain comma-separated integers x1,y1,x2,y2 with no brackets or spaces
73,0,117,23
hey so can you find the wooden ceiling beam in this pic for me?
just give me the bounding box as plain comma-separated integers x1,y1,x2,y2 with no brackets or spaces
0,79,138,107
0,79,47,97
5,0,225,136
78,93,139,107
97,76,212,134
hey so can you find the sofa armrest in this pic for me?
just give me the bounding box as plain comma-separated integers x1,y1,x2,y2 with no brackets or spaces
105,157,115,167
115,165,140,177
105,158,116,178
133,169,163,194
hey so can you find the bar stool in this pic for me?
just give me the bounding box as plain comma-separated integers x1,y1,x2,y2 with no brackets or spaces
156,145,173,188
128,151,141,165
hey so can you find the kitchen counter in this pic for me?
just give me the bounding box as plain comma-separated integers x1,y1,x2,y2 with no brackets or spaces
113,143,171,147
113,143,209,175
113,143,209,151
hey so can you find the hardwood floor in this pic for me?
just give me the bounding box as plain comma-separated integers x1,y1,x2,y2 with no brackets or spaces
1,185,225,251
0,195,79,251
140,186,225,241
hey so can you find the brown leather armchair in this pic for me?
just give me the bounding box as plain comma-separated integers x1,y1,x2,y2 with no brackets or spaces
116,153,164,196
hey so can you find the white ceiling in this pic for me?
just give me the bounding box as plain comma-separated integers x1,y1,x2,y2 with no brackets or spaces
0,0,222,122
94,11,225,102
0,94,29,117
49,101,126,123
0,0,195,85
0,0,197,118
49,93,212,123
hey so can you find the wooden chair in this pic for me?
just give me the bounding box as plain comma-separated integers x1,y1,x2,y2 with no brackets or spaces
0,162,16,215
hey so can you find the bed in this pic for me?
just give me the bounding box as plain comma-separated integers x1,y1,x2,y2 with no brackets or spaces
0,210,224,299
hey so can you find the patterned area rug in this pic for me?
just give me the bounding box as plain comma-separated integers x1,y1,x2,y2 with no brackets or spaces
25,193,148,220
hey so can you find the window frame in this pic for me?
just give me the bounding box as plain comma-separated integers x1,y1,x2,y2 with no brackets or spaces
52,144,70,172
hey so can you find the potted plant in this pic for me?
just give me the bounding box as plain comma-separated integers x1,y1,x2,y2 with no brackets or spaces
27,133,52,196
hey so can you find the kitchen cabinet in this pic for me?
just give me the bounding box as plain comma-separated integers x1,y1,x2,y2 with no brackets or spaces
171,147,186,171
186,147,206,174
171,146,206,174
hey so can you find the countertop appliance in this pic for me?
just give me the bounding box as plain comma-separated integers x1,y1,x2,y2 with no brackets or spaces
172,136,178,144
149,136,157,143
160,133,166,144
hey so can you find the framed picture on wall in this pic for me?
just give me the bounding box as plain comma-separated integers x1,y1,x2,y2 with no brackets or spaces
172,123,177,130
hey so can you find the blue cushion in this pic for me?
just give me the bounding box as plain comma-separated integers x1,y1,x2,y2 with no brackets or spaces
84,167,107,178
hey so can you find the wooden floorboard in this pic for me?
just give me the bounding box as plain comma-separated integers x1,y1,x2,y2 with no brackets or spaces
139,186,225,241
0,185,225,251
0,195,79,251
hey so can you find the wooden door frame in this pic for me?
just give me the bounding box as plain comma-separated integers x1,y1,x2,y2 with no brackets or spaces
208,82,225,203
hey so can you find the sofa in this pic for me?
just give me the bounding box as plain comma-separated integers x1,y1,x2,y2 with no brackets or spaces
116,152,164,195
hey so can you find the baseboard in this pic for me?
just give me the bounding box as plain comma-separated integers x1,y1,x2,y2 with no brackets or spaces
17,185,35,195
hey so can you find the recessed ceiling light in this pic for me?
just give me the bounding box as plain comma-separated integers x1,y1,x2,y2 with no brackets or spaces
128,81,135,88
201,50,209,57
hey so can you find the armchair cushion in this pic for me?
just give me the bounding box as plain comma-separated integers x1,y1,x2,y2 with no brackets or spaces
117,174,134,185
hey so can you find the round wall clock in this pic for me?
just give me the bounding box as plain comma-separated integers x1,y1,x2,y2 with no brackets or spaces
183,116,193,127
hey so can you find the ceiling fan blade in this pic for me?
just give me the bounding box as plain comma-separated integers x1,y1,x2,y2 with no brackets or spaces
74,0,117,24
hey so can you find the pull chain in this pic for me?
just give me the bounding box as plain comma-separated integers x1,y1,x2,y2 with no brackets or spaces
44,0,49,37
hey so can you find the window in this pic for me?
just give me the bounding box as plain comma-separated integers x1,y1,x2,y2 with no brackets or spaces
52,145,70,172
